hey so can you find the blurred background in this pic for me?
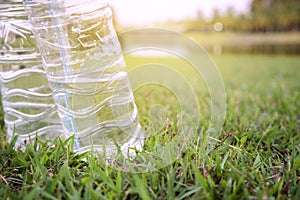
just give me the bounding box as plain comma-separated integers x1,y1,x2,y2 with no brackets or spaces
110,0,300,55
108,0,300,129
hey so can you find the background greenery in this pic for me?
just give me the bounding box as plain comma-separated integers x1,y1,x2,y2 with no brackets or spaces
186,0,300,33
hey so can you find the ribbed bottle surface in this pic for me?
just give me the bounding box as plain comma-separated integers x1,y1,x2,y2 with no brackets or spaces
0,2,64,148
25,0,144,155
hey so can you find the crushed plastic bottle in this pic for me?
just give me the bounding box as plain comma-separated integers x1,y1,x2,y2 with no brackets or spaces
0,1,64,148
25,0,144,157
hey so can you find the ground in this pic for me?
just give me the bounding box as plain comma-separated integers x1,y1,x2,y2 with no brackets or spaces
0,51,299,199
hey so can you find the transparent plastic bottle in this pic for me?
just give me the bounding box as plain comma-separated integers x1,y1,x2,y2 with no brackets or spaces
25,0,144,156
0,1,64,148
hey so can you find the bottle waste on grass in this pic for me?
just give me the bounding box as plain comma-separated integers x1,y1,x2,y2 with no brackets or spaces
0,1,64,148
25,0,144,157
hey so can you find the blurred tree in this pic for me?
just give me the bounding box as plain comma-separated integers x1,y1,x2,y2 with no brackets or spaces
222,6,236,31
212,8,221,23
250,0,300,32
196,10,205,22
185,9,212,32
185,0,299,33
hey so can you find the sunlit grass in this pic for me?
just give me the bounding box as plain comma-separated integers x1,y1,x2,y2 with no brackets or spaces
0,54,299,199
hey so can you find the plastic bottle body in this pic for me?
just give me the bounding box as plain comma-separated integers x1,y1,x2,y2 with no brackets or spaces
25,0,144,155
0,2,64,147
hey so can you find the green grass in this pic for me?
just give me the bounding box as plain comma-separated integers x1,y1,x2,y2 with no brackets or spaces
0,54,299,199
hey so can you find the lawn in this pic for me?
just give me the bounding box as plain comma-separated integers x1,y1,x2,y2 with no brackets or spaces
0,53,299,199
